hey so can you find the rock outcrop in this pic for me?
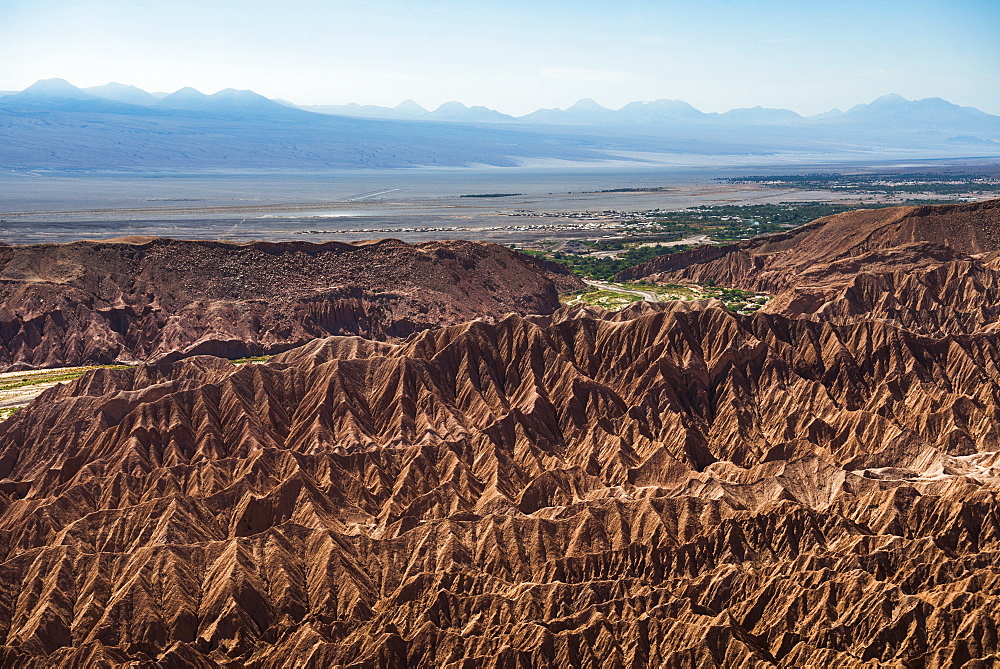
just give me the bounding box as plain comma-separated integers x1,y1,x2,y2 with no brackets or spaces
1,303,999,666
617,199,1000,335
0,237,581,370
617,199,1000,288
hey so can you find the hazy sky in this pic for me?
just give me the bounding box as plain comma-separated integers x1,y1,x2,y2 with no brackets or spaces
2,0,997,115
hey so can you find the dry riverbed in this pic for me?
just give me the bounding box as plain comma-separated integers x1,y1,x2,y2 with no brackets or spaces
0,366,131,419
0,357,272,420
564,281,770,313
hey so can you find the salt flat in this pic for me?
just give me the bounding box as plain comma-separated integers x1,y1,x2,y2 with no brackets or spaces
2,161,983,244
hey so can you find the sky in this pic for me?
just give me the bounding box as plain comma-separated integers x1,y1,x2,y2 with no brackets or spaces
1,0,998,116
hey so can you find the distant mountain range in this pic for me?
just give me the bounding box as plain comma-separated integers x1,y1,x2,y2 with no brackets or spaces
290,89,999,132
6,78,303,118
0,79,998,169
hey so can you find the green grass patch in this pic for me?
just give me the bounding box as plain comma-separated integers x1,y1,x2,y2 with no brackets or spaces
618,282,699,300
527,244,690,280
561,280,772,314
231,355,272,365
700,285,772,313
0,365,131,392
576,289,642,309
720,173,1000,196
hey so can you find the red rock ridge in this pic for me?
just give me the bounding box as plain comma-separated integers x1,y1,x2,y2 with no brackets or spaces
1,305,998,666
0,237,582,370
616,199,1000,335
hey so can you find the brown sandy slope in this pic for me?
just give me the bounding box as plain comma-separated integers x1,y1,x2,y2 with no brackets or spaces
0,237,581,370
1,303,999,666
616,199,1000,334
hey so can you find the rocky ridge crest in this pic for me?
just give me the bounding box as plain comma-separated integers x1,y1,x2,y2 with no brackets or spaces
618,199,1000,335
1,301,999,665
0,237,580,370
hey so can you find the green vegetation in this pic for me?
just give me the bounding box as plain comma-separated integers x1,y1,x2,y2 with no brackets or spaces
561,281,770,314
0,372,86,392
720,173,1000,196
522,204,842,278
699,285,770,313
585,236,684,251
690,202,860,226
526,244,689,280
651,202,871,241
523,197,970,282
0,365,134,422
563,288,641,310
231,355,272,365
617,283,699,301
0,365,130,393
521,201,902,280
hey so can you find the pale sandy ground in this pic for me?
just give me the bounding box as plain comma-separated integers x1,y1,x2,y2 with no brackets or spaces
583,280,659,302
0,360,267,417
0,366,127,412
